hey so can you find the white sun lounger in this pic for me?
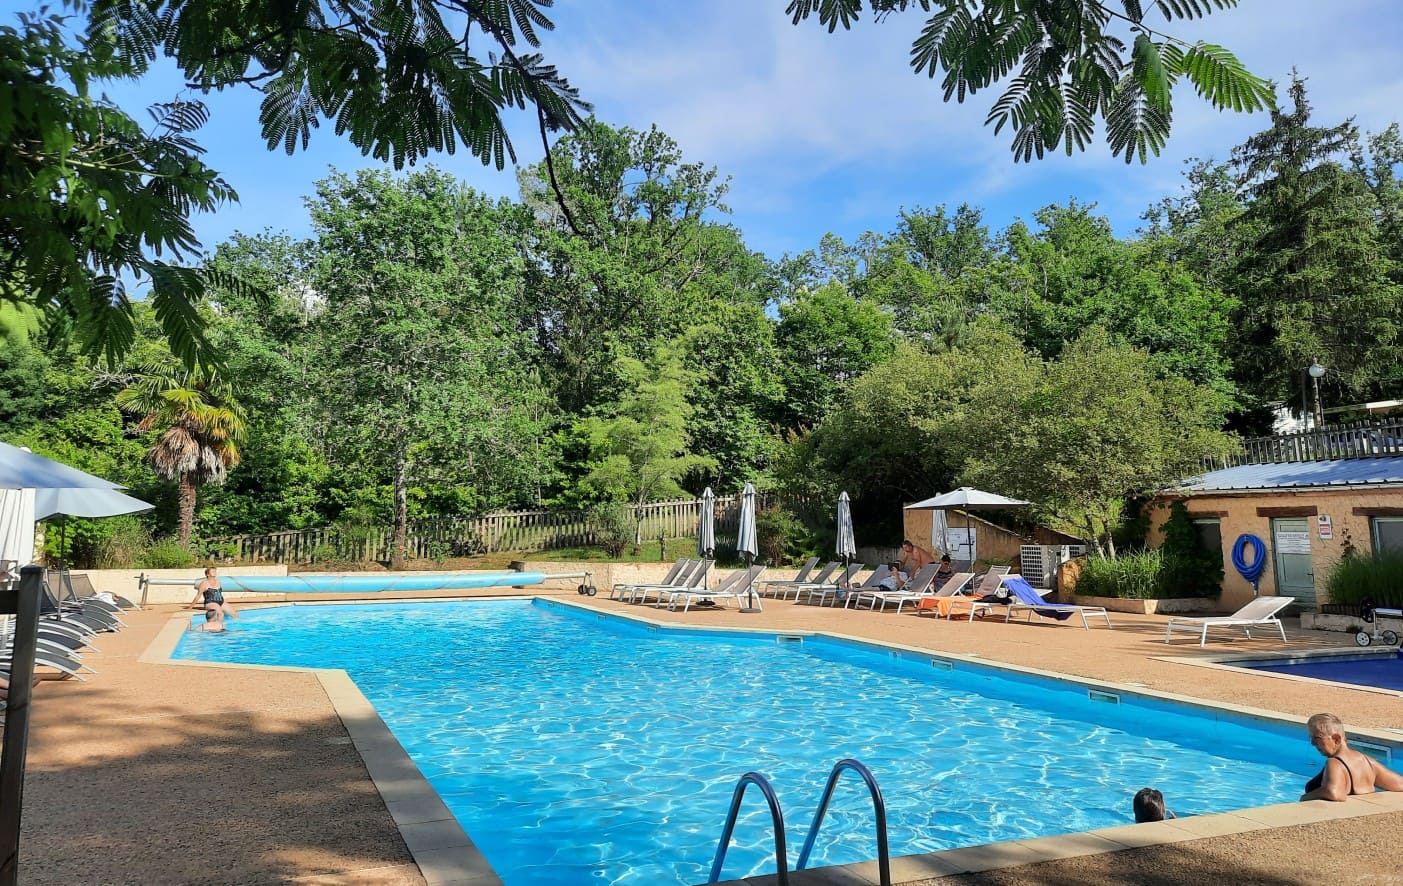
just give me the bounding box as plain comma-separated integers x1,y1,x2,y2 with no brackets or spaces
666,565,767,613
943,566,1011,621
1164,596,1295,647
610,558,690,600
850,564,943,613
757,558,827,598
793,563,864,605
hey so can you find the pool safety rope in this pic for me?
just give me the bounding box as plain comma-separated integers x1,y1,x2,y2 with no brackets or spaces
1231,533,1267,592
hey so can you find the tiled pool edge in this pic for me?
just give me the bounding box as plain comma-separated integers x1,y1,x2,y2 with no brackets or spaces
143,610,504,886
144,601,1403,886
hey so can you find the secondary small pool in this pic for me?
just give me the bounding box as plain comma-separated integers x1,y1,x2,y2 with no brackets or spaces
175,600,1340,885
1243,649,1403,693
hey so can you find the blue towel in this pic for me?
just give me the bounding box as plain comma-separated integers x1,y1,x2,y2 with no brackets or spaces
1004,576,1073,620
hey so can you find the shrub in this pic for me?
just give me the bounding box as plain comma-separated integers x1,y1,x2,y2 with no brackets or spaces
588,502,635,558
1075,550,1166,599
1158,500,1224,597
1325,551,1403,608
140,538,197,569
756,507,809,566
96,520,150,568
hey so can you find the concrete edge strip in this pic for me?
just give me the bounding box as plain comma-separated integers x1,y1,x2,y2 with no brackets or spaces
141,609,503,885
142,601,1403,886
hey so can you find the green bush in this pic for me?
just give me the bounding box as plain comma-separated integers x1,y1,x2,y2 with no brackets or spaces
756,507,810,566
140,538,197,569
95,520,149,568
1158,500,1224,597
588,502,635,558
1325,551,1403,608
1075,549,1166,599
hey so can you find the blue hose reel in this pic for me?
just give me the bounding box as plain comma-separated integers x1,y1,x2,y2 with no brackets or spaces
1231,533,1267,592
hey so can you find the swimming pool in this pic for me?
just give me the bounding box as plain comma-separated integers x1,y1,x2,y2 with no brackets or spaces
175,600,1332,885
1243,649,1403,693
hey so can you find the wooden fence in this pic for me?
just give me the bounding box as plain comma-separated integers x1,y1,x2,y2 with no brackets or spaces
1203,419,1403,470
215,494,781,565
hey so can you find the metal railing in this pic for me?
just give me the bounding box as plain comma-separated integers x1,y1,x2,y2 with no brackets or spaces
1203,418,1403,469
707,771,789,885
796,758,891,886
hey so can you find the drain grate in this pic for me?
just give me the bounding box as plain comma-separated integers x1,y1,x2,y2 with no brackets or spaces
1088,689,1121,704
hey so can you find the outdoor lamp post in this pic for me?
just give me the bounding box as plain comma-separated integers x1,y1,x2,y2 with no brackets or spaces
1308,359,1327,429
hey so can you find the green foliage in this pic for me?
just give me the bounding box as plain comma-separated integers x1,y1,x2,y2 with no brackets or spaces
786,1,1272,162
1324,551,1403,609
140,537,197,569
587,502,635,558
1,13,239,369
756,507,813,566
1074,549,1166,599
565,347,716,507
1158,500,1224,596
87,0,589,172
774,282,896,426
959,328,1235,553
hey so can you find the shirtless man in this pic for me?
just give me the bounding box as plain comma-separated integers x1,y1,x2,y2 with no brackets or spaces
1300,712,1403,800
898,540,935,574
188,608,226,633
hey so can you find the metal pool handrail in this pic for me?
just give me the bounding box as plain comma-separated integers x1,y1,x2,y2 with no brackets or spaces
796,758,891,886
707,771,789,885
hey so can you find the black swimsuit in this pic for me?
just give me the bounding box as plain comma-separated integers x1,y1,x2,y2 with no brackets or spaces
202,583,224,605
1306,754,1358,794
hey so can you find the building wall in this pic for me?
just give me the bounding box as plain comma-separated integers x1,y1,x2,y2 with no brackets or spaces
1145,488,1403,611
902,509,1078,567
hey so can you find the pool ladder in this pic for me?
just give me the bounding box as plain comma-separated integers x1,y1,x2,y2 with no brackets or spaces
705,758,891,886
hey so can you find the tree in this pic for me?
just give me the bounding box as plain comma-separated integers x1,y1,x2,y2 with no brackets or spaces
958,328,1234,555
305,167,551,567
563,347,715,509
116,362,247,547
1229,75,1402,408
87,0,589,173
786,1,1273,161
773,282,896,427
1,13,238,368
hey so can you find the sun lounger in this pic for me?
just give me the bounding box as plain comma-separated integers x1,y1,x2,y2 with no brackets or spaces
1164,596,1295,647
634,560,712,605
791,563,864,605
851,564,943,613
666,565,767,613
805,565,885,609
611,558,690,600
913,572,976,617
757,558,825,598
943,566,1012,621
1003,576,1111,629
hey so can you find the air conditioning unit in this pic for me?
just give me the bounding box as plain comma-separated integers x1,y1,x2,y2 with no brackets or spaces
1019,545,1088,589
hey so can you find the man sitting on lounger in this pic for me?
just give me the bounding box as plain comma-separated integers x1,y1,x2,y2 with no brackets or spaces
1300,712,1403,800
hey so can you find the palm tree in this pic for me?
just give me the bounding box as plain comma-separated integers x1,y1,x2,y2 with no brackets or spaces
117,363,246,548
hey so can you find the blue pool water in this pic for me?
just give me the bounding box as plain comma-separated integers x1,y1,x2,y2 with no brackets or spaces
1246,650,1403,692
175,600,1330,885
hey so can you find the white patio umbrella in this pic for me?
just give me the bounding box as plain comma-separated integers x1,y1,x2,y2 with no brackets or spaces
736,482,758,564
836,491,856,565
0,441,122,491
697,487,716,558
735,483,760,613
0,442,124,570
904,487,1031,567
35,488,155,570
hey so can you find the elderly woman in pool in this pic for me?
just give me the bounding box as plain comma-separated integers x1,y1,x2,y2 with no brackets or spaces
190,566,238,619
1301,712,1403,801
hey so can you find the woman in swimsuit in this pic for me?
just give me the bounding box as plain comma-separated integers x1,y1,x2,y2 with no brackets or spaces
1300,712,1403,801
934,554,956,587
190,567,238,618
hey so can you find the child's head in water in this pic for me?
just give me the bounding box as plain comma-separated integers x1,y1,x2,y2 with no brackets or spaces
1133,787,1169,822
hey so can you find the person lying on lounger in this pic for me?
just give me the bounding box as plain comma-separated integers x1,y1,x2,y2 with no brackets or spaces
1300,712,1403,800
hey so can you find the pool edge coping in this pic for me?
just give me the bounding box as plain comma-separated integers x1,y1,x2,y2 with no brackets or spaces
143,599,1403,886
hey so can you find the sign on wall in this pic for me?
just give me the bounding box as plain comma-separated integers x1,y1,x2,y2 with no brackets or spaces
1317,514,1333,540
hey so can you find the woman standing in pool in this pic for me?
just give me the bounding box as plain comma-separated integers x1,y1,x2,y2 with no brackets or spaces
1300,712,1403,800
190,566,238,619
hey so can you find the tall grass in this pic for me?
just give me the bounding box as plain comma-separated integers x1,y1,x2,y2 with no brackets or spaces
1324,551,1403,608
1075,550,1165,599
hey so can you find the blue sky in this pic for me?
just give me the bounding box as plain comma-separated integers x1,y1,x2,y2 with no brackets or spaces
88,0,1403,263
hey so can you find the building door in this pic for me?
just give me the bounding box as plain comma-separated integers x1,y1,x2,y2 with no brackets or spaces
1271,517,1316,608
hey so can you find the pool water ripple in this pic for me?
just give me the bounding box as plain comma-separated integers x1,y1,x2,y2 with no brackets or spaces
176,600,1322,886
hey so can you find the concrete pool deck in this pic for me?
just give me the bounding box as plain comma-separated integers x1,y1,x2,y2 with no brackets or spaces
11,592,1403,885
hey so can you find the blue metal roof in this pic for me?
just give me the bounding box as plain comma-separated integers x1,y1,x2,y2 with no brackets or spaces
1182,458,1403,492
